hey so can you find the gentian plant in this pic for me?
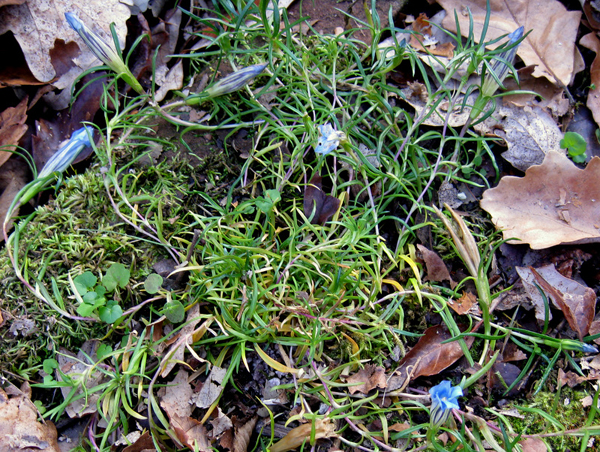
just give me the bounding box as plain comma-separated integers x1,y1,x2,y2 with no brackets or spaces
469,26,525,120
65,12,144,95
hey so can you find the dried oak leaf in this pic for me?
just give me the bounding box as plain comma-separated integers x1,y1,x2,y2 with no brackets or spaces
448,292,480,316
476,104,564,172
159,370,193,419
579,33,600,129
194,366,227,409
388,324,474,392
170,415,211,451
409,13,455,58
437,0,582,86
122,431,156,452
503,66,569,117
481,152,600,249
519,437,548,452
345,364,387,395
0,386,60,452
0,97,28,169
0,1,130,83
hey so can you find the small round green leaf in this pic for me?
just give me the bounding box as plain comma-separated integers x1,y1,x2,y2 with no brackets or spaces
560,131,587,157
163,300,185,323
42,358,58,375
96,344,113,360
74,271,97,295
103,263,130,292
144,274,163,294
99,303,123,323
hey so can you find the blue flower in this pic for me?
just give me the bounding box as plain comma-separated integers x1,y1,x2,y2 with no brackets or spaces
38,127,94,179
65,13,144,94
315,123,346,155
429,380,463,427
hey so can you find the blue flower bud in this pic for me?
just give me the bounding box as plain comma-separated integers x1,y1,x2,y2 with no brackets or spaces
470,26,524,119
205,63,268,98
38,127,94,179
65,13,144,94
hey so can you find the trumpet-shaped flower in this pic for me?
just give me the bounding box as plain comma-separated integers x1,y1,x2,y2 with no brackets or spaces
315,123,347,155
65,13,144,94
429,380,463,428
204,63,268,99
38,126,94,179
470,26,524,119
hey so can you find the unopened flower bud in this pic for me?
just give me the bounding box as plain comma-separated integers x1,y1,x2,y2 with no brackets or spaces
65,13,144,94
38,126,94,179
205,63,268,99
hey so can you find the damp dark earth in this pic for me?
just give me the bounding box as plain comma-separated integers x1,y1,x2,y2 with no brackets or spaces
1,0,600,451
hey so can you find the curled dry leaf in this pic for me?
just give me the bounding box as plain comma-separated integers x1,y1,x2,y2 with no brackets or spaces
345,364,387,395
159,370,193,419
388,324,474,392
303,174,340,225
437,0,582,86
171,415,211,451
122,431,156,452
418,244,456,288
0,96,28,169
160,303,202,377
527,265,595,340
481,152,600,249
0,156,29,238
232,416,257,452
269,418,337,452
489,362,526,396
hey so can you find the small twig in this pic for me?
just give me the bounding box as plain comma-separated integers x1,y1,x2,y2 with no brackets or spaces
174,229,202,285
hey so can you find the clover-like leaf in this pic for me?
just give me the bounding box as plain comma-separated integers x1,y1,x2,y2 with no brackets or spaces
73,271,97,295
96,343,113,361
103,263,130,292
560,131,587,163
98,300,123,323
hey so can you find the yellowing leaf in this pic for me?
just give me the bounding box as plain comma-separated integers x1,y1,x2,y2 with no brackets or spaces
481,152,600,249
254,344,300,375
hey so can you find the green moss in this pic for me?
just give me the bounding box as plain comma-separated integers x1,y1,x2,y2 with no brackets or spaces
507,388,592,450
0,148,206,374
